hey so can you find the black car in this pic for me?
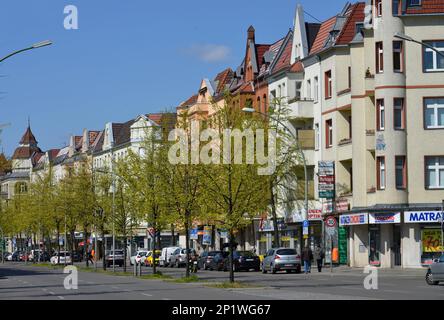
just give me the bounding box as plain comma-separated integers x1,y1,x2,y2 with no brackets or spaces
197,251,222,270
37,251,51,262
208,251,229,271
223,251,260,272
72,252,83,262
11,251,22,261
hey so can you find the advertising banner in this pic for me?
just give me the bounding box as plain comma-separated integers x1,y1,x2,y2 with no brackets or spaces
203,226,212,245
318,161,335,175
339,213,368,226
404,211,443,224
369,212,401,224
422,229,443,253
308,209,323,221
189,228,198,240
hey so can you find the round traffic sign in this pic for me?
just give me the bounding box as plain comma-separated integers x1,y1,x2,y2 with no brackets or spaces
325,216,337,228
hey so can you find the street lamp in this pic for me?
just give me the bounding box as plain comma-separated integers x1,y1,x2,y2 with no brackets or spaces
394,33,444,58
242,107,309,236
0,40,53,63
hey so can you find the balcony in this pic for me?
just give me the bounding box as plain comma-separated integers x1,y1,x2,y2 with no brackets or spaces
288,98,314,119
366,130,375,151
338,138,352,161
365,76,375,96
297,130,315,150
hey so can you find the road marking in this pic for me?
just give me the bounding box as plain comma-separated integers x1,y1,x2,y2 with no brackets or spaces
58,296,64,300
111,286,120,289
141,293,153,297
48,291,55,295
42,288,48,292
162,298,171,300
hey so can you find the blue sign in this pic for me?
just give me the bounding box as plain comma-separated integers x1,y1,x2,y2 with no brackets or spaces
404,211,443,224
303,220,309,228
190,228,198,240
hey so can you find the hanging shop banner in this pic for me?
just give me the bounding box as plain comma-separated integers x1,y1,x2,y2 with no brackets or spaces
335,198,349,212
422,229,443,253
308,209,323,221
318,161,335,175
339,226,348,265
202,226,212,245
339,213,368,226
369,212,401,224
323,200,334,214
189,228,198,240
404,211,443,224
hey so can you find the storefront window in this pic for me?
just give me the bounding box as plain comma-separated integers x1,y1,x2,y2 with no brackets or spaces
421,228,443,265
258,235,267,256
308,222,323,251
369,225,381,266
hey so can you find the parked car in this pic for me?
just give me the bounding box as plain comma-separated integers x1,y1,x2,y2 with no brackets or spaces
208,251,229,271
145,250,161,267
1,252,11,261
9,251,22,261
130,250,149,266
105,250,124,267
170,248,197,268
36,251,51,262
426,255,444,285
197,251,222,270
29,249,44,262
223,251,260,272
72,252,83,262
50,251,72,265
261,248,301,274
159,247,180,267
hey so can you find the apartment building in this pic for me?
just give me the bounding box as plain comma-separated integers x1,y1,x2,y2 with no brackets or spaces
293,0,444,268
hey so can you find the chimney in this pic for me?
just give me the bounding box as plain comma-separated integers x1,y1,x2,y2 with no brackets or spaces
248,25,255,41
81,129,89,153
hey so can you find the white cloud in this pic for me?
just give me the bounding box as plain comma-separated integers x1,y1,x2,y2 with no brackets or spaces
184,44,231,63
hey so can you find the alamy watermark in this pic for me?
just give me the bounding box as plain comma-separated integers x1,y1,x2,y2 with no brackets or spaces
168,121,277,175
63,266,78,290
64,5,78,30
363,265,378,290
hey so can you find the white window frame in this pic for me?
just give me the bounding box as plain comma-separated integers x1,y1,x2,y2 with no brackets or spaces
295,81,302,100
379,158,386,190
393,41,403,72
306,79,311,100
314,76,319,103
425,98,444,129
378,100,385,131
315,123,320,150
377,42,384,73
424,41,444,72
426,156,444,189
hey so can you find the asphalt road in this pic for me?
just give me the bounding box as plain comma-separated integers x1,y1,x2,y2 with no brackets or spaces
0,262,443,300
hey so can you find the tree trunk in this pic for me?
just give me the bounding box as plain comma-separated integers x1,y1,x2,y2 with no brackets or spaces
70,230,75,265
229,229,235,283
101,228,106,271
185,213,190,278
56,225,61,265
84,226,89,268
171,224,175,246
270,180,280,248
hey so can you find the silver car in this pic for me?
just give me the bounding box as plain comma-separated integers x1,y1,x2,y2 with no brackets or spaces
261,248,301,274
170,248,196,268
426,255,444,285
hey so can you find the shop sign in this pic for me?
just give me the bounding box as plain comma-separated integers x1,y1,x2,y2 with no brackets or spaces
308,209,323,221
219,230,228,239
369,212,401,224
339,213,368,226
319,183,335,191
319,175,335,184
189,228,198,240
259,218,286,231
319,190,335,199
422,229,443,253
318,161,335,175
335,198,349,212
203,226,212,245
323,200,334,214
404,211,443,224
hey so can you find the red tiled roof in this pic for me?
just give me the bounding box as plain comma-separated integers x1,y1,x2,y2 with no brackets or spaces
48,149,60,160
12,146,42,160
214,68,234,94
259,37,286,76
148,113,163,125
336,2,366,45
290,61,304,73
272,37,293,73
180,94,198,108
256,44,271,70
89,131,100,146
406,0,444,14
309,16,337,55
239,82,254,94
19,126,37,145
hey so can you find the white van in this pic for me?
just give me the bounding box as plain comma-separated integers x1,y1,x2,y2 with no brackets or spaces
159,247,180,267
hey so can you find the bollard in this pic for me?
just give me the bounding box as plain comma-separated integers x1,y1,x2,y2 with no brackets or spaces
134,261,137,277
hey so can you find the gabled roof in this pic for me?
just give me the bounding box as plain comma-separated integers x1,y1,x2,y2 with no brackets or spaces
12,146,42,160
179,94,198,109
19,126,37,145
213,68,234,95
336,2,366,45
270,32,293,74
259,37,286,77
309,16,338,55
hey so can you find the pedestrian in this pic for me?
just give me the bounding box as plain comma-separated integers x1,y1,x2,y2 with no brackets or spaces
313,245,324,272
301,245,313,274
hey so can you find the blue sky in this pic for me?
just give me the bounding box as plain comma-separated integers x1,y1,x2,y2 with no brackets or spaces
0,0,345,156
